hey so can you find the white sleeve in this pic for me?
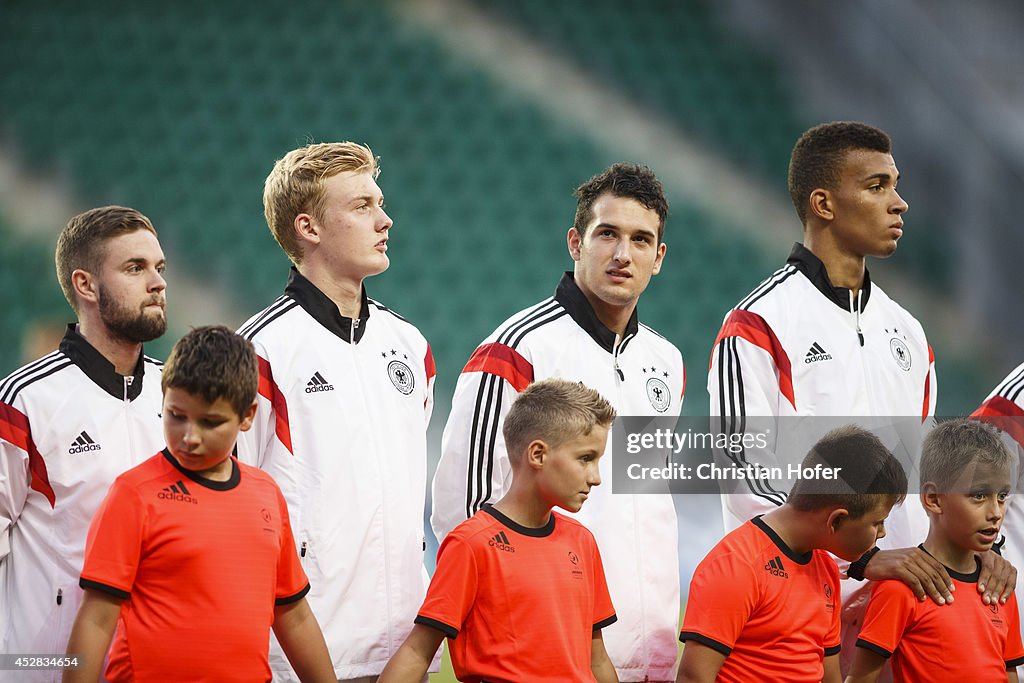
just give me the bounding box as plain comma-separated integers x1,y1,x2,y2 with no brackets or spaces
235,348,280,469
0,401,32,561
430,355,525,541
708,326,789,531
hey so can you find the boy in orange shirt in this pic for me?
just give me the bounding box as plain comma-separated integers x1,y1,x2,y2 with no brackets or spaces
379,378,619,683
847,418,1024,682
677,425,907,683
64,326,335,682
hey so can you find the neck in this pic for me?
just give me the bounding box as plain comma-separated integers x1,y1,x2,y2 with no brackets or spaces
760,506,815,555
574,281,633,339
922,529,976,575
298,263,364,319
76,319,142,376
804,231,866,296
492,485,554,529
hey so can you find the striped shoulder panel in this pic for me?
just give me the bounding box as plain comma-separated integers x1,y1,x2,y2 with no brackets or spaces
368,298,410,324
737,264,799,311
495,298,566,349
994,365,1024,404
638,322,669,342
238,296,298,340
144,356,163,368
0,352,75,405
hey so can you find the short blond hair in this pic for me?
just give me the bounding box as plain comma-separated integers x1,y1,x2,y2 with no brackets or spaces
263,141,379,264
55,206,157,313
503,379,616,461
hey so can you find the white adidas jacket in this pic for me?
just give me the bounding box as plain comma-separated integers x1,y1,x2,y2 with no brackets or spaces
236,269,434,681
0,326,164,682
432,273,685,683
709,244,936,548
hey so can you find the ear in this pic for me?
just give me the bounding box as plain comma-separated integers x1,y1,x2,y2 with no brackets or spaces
238,400,258,432
651,241,667,276
809,188,834,222
826,507,850,533
71,268,100,306
293,212,320,247
525,439,548,471
567,227,583,261
920,483,942,514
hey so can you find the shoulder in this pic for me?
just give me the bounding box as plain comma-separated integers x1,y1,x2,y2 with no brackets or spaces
0,350,77,405
368,298,429,344
481,297,568,349
238,295,303,341
732,263,806,315
112,452,172,491
870,282,928,341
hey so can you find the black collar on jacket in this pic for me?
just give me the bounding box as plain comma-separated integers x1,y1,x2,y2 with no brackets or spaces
554,272,640,354
284,267,371,344
59,324,147,401
787,243,872,312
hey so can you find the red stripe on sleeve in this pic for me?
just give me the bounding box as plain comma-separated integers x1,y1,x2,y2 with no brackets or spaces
711,309,795,410
462,343,534,392
921,345,935,420
0,402,55,508
972,396,1024,448
681,362,687,402
257,356,293,455
424,345,436,383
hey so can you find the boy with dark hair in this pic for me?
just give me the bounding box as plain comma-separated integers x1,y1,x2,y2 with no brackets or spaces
677,425,907,683
381,378,619,683
63,326,334,683
847,419,1024,682
433,163,684,682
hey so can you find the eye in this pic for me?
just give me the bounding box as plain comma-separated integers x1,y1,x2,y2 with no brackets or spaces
156,263,167,274
999,491,1010,502
200,419,225,429
633,234,653,244
126,263,142,274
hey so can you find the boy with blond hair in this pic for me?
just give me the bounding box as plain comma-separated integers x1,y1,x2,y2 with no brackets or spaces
381,378,619,683
678,425,907,683
847,418,1024,682
64,327,334,682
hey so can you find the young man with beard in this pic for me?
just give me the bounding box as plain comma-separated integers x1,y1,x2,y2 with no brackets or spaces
237,142,436,682
432,163,685,682
0,206,168,678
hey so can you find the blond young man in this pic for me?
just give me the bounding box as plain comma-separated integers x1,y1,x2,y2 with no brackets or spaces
236,142,435,682
0,206,168,681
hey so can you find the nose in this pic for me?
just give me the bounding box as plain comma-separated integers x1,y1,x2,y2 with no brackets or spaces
588,463,602,488
182,422,201,449
876,523,887,541
892,189,909,215
378,206,393,232
150,268,167,292
613,239,631,264
988,498,1005,522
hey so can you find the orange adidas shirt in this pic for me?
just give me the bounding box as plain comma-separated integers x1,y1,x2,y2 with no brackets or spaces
80,451,308,682
856,554,1024,681
680,516,841,682
417,505,616,683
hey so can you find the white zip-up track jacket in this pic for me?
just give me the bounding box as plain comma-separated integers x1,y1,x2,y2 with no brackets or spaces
709,244,937,547
432,272,685,682
236,269,435,681
0,326,164,682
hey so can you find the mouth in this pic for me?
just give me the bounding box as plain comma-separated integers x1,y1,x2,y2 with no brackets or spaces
606,268,631,282
375,238,388,252
888,222,904,238
978,527,1000,543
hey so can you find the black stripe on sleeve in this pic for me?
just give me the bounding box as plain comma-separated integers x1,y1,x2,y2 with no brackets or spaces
679,632,732,656
855,638,892,659
824,644,841,657
414,615,459,639
80,578,129,600
275,582,311,606
1007,655,1024,669
593,614,617,631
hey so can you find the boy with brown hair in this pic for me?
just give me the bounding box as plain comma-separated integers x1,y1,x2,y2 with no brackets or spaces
677,425,907,683
64,326,334,682
847,418,1024,682
381,378,619,683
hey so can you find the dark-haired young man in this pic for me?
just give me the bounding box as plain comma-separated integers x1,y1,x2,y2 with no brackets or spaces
707,122,1015,675
0,206,168,679
432,163,685,682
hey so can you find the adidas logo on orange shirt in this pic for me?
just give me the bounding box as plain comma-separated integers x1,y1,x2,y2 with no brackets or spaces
488,530,514,553
764,555,788,578
158,479,198,504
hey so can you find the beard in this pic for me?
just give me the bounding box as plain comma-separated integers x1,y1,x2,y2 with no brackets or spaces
98,285,167,343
